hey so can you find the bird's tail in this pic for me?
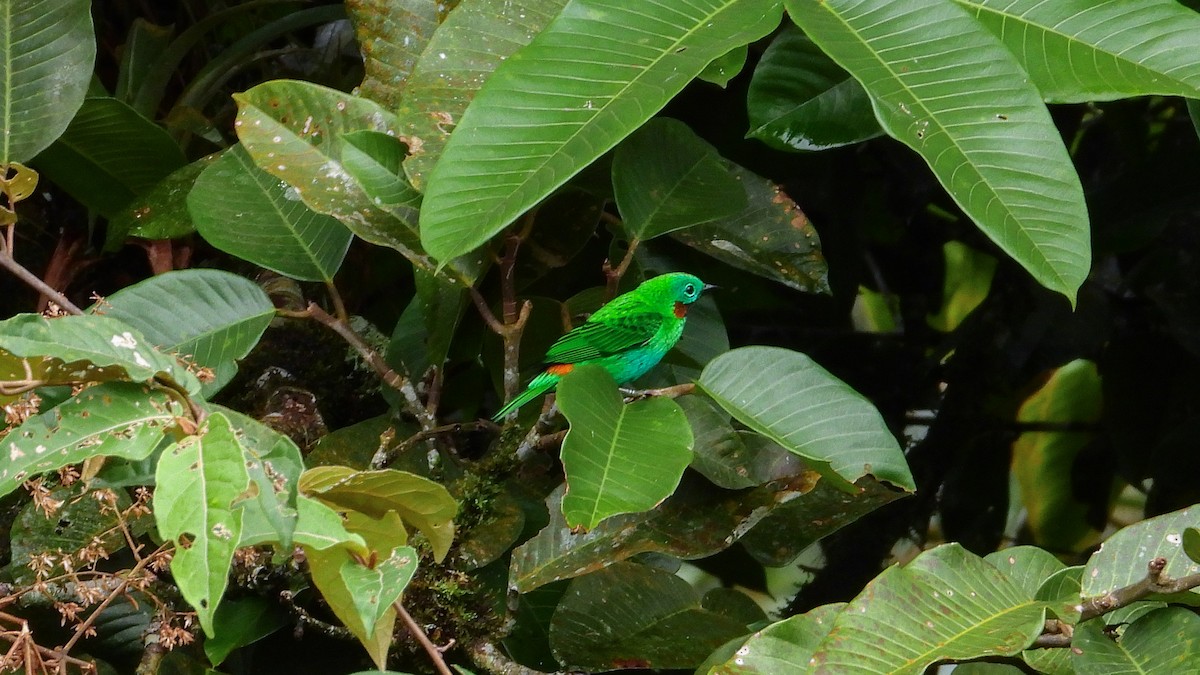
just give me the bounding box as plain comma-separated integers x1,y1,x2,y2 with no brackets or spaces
491,373,558,422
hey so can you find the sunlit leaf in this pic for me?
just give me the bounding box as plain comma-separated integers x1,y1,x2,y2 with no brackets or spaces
927,241,997,333
708,603,844,675
1082,505,1200,603
214,406,303,550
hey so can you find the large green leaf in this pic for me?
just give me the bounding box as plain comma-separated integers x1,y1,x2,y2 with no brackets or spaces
809,543,1046,674
1082,505,1200,602
549,561,754,670
787,0,1090,303
154,412,252,636
339,545,419,639
0,0,94,165
397,0,570,189
611,118,746,240
0,313,201,393
557,366,694,530
418,0,784,262
698,346,914,491
957,0,1200,102
345,0,440,109
746,26,881,152
189,144,352,282
98,269,274,398
33,97,186,217
213,406,303,551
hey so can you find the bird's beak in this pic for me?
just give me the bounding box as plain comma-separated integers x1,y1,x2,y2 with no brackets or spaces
702,283,719,293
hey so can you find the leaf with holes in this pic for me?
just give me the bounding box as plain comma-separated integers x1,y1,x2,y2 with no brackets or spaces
213,406,303,550
419,0,784,262
557,366,693,530
98,269,274,398
346,0,440,109
154,413,252,636
787,0,1089,303
0,313,200,394
340,545,419,640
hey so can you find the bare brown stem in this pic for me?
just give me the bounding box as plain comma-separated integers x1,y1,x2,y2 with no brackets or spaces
325,281,349,324
470,640,566,675
300,302,436,431
1078,557,1200,622
0,249,84,315
371,420,500,469
603,235,639,301
395,601,454,675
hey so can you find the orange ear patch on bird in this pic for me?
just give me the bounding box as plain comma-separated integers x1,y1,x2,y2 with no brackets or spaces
673,301,688,319
546,363,575,376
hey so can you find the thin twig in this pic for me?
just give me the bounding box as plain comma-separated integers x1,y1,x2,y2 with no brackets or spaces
395,601,454,675
301,302,436,431
516,402,559,461
278,591,353,640
371,420,500,469
470,640,566,675
0,250,84,315
603,235,639,301
1078,557,1200,622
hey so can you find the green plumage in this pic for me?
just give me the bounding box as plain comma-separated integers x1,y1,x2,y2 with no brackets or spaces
492,272,710,421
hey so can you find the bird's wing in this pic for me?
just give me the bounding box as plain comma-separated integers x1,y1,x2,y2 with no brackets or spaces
544,312,664,364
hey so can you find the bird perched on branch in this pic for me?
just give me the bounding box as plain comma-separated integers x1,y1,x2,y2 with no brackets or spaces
492,272,714,421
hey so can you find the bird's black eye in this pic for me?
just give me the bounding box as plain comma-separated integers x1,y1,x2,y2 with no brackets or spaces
684,283,696,296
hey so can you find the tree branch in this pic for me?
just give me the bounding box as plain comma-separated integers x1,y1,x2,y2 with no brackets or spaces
395,601,454,675
469,640,569,675
1079,556,1200,622
0,248,84,315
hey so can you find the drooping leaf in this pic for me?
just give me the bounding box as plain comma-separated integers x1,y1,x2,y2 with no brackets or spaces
808,543,1046,674
339,545,420,639
303,542,397,669
299,466,457,562
787,0,1090,303
557,366,694,530
671,163,829,294
339,130,422,211
1082,505,1200,603
698,346,914,491
418,0,784,262
189,144,352,282
509,473,818,593
611,118,746,240
345,0,440,108
97,269,275,398
154,413,252,635
0,313,201,394
1011,359,1104,551
957,0,1200,102
396,0,571,189
114,19,174,106
548,561,754,670
681,396,802,490
708,603,844,675
33,97,186,217
0,0,95,165
1072,607,1200,674
746,26,881,152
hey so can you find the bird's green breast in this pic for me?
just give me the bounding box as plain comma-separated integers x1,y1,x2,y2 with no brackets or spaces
600,316,685,383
